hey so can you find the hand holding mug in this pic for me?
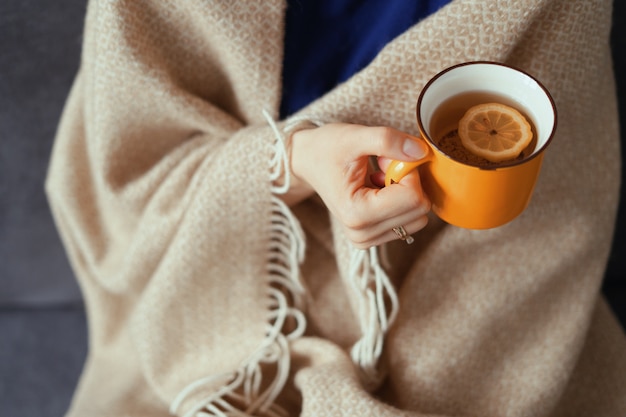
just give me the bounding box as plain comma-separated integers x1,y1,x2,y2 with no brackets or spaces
385,62,557,230
289,123,431,248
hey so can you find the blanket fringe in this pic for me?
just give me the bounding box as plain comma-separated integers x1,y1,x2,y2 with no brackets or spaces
348,246,399,389
170,111,396,415
169,111,312,417
267,110,399,387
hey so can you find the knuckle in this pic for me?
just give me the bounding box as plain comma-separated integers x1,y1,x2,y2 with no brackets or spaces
338,203,371,231
402,181,432,214
345,230,373,249
407,191,429,213
420,215,430,228
415,214,430,231
371,126,397,152
418,194,432,213
341,211,369,231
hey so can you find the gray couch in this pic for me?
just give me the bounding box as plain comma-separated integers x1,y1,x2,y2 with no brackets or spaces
1,1,624,416
1,1,88,415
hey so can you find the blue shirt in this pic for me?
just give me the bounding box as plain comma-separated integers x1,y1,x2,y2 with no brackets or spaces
280,0,452,117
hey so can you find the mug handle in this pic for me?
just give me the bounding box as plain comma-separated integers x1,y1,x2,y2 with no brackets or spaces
384,148,433,186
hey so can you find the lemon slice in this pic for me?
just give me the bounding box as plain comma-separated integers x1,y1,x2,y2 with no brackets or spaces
458,102,533,163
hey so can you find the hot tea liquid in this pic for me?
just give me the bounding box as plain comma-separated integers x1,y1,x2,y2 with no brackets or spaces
429,91,538,167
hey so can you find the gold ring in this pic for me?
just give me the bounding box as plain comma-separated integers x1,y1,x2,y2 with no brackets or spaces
392,226,414,244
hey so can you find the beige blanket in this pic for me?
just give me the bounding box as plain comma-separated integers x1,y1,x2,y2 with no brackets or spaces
46,0,626,416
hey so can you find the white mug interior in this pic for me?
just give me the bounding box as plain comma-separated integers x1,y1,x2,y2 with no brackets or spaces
419,62,557,157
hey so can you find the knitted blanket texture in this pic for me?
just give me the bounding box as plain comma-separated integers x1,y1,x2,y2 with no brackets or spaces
46,0,626,416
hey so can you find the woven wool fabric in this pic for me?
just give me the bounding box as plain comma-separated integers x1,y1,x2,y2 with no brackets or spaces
46,0,626,416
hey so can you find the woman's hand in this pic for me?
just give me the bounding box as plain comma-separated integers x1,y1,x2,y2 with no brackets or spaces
287,123,431,249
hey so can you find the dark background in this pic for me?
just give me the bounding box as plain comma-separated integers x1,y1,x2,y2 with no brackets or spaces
603,0,626,331
0,1,624,416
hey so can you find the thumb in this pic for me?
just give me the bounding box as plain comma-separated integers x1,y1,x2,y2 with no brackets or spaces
351,126,429,162
397,135,429,161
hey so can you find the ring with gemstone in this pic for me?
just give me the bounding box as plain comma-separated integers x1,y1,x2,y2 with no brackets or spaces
392,226,414,244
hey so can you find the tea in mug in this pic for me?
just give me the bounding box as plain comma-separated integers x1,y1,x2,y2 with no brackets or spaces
429,91,538,167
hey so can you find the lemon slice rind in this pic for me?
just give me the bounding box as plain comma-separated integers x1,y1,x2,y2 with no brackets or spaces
458,102,533,163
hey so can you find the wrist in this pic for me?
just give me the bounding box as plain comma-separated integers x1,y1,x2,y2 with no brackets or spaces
275,127,315,206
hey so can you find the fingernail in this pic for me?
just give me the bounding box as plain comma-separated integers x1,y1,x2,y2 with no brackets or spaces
403,138,427,159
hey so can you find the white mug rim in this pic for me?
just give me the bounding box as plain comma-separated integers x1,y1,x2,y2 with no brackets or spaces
417,61,558,170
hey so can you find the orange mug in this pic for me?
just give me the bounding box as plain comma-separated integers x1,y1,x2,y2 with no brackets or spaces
385,62,557,229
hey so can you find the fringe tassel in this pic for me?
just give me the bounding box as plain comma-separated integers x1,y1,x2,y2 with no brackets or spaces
169,111,311,417
268,109,400,389
348,246,399,389
171,110,396,415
